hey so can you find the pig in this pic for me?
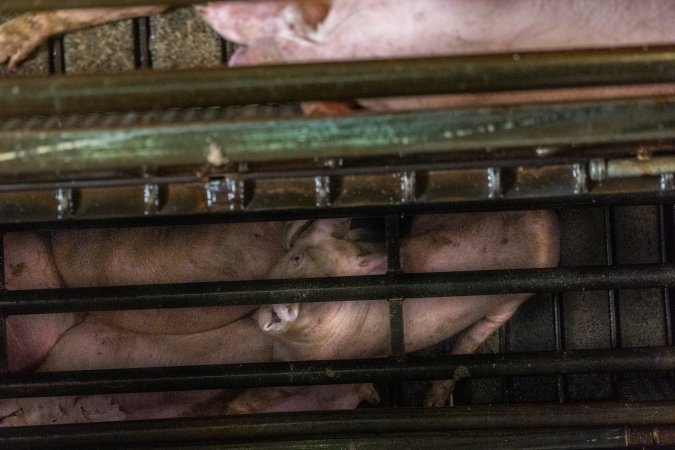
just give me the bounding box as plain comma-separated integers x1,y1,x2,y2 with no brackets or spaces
2,222,289,426
3,1,674,111
1,221,380,426
245,211,559,408
4,222,286,372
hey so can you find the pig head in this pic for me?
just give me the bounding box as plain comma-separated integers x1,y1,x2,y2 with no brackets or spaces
257,218,388,361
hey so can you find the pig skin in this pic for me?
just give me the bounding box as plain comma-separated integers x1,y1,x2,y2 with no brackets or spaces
205,0,675,111
50,222,286,334
4,233,81,373
252,211,559,407
0,315,274,426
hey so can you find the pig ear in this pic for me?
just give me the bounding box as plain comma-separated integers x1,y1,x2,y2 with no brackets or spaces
310,218,351,239
283,220,312,250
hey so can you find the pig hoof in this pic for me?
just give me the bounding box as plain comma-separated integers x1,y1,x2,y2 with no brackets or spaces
0,14,49,68
423,380,456,408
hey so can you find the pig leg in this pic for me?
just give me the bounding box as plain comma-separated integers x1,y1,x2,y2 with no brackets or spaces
0,6,168,68
225,384,379,415
423,298,524,407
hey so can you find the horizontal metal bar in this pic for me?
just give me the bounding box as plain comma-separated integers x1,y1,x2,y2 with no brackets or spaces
2,46,674,117
2,97,675,177
1,347,673,399
0,0,195,12
136,427,657,450
1,264,673,315
2,402,675,448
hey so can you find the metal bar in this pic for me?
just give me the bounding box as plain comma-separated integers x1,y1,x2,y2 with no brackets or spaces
499,324,512,404
1,264,674,315
3,97,675,177
133,17,152,69
604,207,622,397
2,402,675,448
5,192,675,231
385,215,405,358
604,207,621,349
659,204,674,347
553,293,567,403
0,0,194,11
129,427,665,450
3,347,673,399
2,46,675,117
385,215,401,275
388,298,405,357
0,232,7,375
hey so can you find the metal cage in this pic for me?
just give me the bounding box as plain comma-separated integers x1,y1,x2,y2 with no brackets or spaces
1,1,675,448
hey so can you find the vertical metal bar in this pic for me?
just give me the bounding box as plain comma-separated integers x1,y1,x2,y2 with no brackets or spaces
0,231,8,374
499,323,512,404
659,204,674,347
604,207,622,396
604,207,622,349
385,215,401,275
48,36,65,74
222,40,238,64
385,215,404,407
133,17,152,69
553,293,567,403
385,215,405,356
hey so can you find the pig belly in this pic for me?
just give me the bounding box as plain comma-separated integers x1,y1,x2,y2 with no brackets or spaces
51,222,286,334
3,233,82,373
40,315,273,371
1,316,274,426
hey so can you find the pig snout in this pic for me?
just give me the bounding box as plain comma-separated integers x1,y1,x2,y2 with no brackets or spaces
257,303,301,334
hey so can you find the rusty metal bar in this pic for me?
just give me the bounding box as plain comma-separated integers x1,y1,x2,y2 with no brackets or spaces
2,402,675,448
2,96,675,177
0,264,674,315
1,46,675,117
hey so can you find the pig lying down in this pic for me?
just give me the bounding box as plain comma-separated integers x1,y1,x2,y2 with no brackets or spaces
242,211,559,411
2,211,559,425
1,0,674,110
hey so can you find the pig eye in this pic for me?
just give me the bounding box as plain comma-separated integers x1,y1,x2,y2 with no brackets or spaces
291,255,301,266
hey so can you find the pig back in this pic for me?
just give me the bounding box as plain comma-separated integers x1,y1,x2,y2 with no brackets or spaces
51,222,286,334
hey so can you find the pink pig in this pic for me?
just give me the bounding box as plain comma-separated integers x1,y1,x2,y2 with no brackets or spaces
245,211,559,408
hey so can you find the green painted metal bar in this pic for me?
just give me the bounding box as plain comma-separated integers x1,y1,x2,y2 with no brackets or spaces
2,96,674,176
1,46,674,117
